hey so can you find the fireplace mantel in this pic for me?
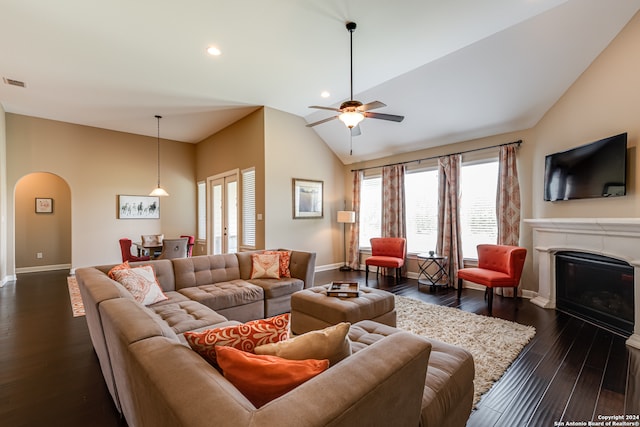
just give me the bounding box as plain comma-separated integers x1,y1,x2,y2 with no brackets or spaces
524,218,640,349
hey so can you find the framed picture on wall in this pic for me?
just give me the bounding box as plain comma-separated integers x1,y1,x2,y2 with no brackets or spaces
292,178,323,219
117,195,160,219
35,198,53,214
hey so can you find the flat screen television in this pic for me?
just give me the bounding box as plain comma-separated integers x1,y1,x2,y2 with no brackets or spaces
544,133,627,201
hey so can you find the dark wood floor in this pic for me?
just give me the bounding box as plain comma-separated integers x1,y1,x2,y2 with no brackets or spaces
1,269,638,426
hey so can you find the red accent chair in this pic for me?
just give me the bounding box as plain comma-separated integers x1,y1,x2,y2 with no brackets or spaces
180,235,195,257
365,237,407,286
119,238,151,263
457,244,527,315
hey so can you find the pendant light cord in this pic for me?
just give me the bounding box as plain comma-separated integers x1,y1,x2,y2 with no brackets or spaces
349,24,354,101
155,115,162,187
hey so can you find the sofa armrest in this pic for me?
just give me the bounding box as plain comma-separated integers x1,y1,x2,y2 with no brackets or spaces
287,250,316,288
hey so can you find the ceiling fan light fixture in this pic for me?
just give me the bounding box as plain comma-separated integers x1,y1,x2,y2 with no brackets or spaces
339,111,364,128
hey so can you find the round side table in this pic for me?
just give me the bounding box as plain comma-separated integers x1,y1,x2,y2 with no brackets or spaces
417,253,449,289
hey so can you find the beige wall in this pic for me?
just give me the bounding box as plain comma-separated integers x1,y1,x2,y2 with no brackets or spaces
15,172,71,269
196,108,266,250
264,107,347,267
0,105,7,283
6,114,196,271
531,10,640,219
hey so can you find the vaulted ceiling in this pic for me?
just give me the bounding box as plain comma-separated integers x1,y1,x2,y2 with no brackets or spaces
1,0,639,164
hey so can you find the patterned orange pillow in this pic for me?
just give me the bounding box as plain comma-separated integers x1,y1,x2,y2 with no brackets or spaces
263,250,292,278
107,261,130,279
111,265,168,305
184,313,290,367
215,345,329,408
250,253,280,279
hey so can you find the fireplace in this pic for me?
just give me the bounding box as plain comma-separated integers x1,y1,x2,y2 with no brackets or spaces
555,251,634,336
524,218,640,349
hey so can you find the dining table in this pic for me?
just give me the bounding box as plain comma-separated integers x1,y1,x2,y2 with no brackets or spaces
133,241,163,258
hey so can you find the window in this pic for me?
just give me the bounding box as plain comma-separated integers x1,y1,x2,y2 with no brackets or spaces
241,168,256,248
358,176,381,248
405,168,438,254
460,161,498,258
197,181,206,240
358,158,499,259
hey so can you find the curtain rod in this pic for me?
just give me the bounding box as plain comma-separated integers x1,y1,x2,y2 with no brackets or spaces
350,139,522,172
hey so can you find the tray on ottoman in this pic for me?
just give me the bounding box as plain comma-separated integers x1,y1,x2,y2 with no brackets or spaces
290,284,396,335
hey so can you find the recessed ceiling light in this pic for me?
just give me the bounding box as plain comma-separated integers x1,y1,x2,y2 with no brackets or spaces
207,46,221,56
321,91,330,98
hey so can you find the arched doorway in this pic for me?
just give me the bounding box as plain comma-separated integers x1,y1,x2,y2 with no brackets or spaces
14,172,71,273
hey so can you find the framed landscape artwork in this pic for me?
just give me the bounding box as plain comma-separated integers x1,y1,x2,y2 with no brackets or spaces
118,195,160,219
292,178,323,219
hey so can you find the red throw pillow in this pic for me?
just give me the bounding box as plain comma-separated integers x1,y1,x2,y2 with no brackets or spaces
263,250,292,278
184,313,290,367
215,345,329,408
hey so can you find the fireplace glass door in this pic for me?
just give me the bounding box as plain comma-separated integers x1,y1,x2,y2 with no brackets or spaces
556,251,634,336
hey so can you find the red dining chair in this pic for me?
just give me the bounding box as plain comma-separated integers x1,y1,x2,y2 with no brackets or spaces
180,235,195,257
118,238,151,263
457,244,527,315
365,237,407,286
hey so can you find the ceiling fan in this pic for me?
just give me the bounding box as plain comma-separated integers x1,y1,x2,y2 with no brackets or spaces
306,21,404,136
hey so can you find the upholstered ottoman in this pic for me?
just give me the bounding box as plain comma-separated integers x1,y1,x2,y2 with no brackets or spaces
290,284,396,335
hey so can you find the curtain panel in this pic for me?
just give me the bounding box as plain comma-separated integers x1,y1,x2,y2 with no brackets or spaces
436,154,463,286
348,171,363,270
497,144,521,246
382,164,406,238
496,144,522,296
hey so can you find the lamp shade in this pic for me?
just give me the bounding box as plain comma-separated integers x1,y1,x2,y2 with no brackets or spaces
337,210,356,224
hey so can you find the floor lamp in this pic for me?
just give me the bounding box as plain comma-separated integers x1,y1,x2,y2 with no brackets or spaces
337,210,356,271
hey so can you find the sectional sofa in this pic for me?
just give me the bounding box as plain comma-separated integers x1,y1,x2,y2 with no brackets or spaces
76,250,474,427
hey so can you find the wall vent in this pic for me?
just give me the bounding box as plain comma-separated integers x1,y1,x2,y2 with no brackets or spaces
3,77,26,88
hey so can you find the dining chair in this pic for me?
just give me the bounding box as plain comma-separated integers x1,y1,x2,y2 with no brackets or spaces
365,237,407,286
457,244,527,315
156,238,189,259
118,238,151,263
180,235,195,257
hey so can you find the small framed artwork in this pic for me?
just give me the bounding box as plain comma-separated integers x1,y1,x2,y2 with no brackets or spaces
118,195,160,219
35,198,53,214
292,178,323,219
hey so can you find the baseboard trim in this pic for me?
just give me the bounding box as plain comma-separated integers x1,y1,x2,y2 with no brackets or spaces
15,264,71,274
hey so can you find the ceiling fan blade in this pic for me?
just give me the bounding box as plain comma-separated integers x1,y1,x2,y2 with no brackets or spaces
358,101,386,112
309,105,342,112
306,115,339,127
364,112,405,122
351,125,361,137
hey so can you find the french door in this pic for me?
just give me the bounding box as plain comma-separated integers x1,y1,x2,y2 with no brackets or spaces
208,171,238,255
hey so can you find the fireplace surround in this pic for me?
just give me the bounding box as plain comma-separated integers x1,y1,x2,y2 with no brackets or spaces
525,218,640,349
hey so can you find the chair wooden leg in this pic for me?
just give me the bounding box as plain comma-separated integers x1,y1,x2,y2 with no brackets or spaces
376,267,379,281
365,265,369,286
487,288,494,316
457,278,463,299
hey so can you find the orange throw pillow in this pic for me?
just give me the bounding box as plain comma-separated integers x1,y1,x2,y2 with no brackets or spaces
107,261,130,279
184,313,290,367
263,250,292,278
215,345,329,408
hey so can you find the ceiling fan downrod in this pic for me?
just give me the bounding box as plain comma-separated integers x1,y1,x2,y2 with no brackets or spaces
346,22,356,102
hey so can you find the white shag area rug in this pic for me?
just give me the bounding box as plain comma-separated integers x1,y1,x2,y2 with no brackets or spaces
395,295,536,405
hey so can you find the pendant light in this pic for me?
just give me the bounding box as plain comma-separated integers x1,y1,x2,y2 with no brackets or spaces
150,115,169,197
